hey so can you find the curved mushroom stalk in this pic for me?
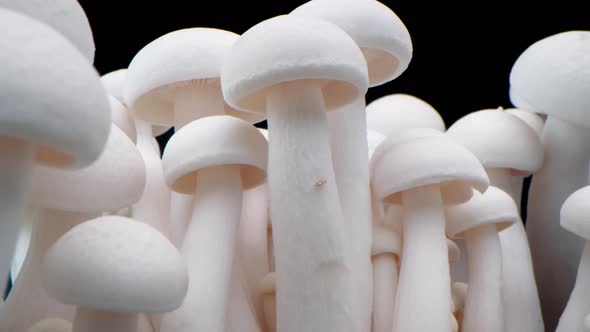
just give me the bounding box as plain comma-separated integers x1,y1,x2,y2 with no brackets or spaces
226,260,261,332
556,242,590,332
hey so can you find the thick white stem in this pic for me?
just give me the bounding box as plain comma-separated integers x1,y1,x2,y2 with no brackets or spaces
371,253,398,332
328,99,372,331
0,138,34,295
73,308,138,332
172,83,225,129
556,242,590,332
160,165,242,332
266,81,353,332
263,294,276,332
168,193,192,248
393,185,451,332
488,168,544,332
226,259,262,332
463,225,503,332
527,117,590,329
132,121,171,239
0,209,96,331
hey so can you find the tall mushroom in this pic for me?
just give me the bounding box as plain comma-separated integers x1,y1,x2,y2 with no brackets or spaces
556,186,590,331
0,8,110,306
446,187,519,332
446,108,544,332
509,30,590,328
290,2,412,328
221,14,369,332
42,216,188,332
159,115,267,332
0,125,145,331
370,128,489,332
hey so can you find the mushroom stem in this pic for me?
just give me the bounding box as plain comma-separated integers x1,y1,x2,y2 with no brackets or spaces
487,168,544,332
371,253,398,332
0,138,34,292
266,80,353,332
73,308,138,332
263,293,276,332
0,209,96,330
556,241,590,332
169,193,192,248
527,117,590,328
166,164,242,332
463,224,503,332
172,82,225,129
393,185,451,332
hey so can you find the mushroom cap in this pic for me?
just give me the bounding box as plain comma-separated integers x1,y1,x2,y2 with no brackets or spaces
371,224,401,258
446,109,543,175
109,96,136,143
0,9,110,169
367,130,386,159
509,31,590,127
504,108,545,139
366,94,446,136
561,186,590,240
163,115,268,194
371,128,489,205
221,15,368,114
126,28,263,125
101,69,128,105
258,272,276,296
27,318,71,332
446,186,518,238
0,0,94,61
290,0,412,86
32,125,146,213
43,216,188,313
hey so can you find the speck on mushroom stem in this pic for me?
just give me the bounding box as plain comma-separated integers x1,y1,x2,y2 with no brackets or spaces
265,80,353,331
527,117,590,325
175,164,243,331
557,242,590,332
169,80,225,129
393,184,451,332
73,307,138,332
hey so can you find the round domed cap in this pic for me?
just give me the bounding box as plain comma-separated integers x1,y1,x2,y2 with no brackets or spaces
101,69,127,105
27,318,71,332
371,128,489,205
0,0,94,61
43,216,188,313
221,15,368,113
446,186,518,238
163,115,268,194
291,0,412,86
561,186,590,240
109,96,136,143
447,109,543,175
505,108,545,139
509,31,590,127
0,9,110,169
367,130,386,159
126,28,263,125
32,125,146,213
366,94,445,137
372,224,401,257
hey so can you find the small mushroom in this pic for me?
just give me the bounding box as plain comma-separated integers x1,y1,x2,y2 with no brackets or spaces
42,216,188,332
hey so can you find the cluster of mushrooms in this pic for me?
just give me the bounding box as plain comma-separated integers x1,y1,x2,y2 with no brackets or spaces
0,0,589,332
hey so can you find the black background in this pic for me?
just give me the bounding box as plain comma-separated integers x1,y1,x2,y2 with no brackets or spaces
79,0,589,137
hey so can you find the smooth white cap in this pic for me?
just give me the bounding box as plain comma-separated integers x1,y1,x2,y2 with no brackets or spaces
367,130,386,159
126,28,264,125
447,109,543,175
509,31,590,127
27,318,71,332
0,9,110,169
446,186,518,238
291,0,412,86
366,94,445,137
221,15,369,113
32,125,146,213
163,115,268,194
0,0,94,61
371,224,401,257
505,108,545,139
43,216,188,313
561,186,590,240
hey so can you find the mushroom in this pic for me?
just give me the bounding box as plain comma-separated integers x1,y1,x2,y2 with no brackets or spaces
446,108,544,332
159,115,267,332
290,2,412,328
221,14,369,332
0,0,94,61
258,272,276,332
27,319,71,332
509,31,590,328
556,186,590,331
0,7,110,308
226,259,262,332
452,282,468,331
370,128,488,332
42,216,188,332
446,187,519,332
371,224,401,332
0,125,144,331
